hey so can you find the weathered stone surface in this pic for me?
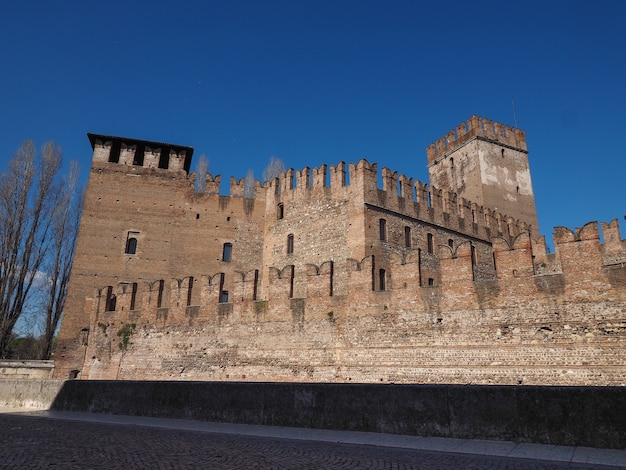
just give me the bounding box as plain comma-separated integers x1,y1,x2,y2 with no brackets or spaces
54,120,626,385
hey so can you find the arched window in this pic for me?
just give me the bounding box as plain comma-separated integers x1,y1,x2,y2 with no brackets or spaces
287,234,294,254
277,203,284,220
427,233,434,254
379,219,387,241
448,239,454,249
125,232,138,254
222,243,232,262
404,226,411,248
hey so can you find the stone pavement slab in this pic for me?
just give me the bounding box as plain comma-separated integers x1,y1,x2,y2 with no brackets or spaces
1,409,625,469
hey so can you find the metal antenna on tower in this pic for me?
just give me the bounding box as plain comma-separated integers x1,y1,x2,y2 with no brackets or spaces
512,97,518,128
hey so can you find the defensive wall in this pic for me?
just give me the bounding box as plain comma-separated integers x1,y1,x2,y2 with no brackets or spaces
3,379,623,449
78,220,626,385
55,119,626,386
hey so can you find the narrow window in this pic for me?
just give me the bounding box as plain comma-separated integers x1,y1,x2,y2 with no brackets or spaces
287,234,294,254
157,280,164,308
404,226,411,248
186,277,194,306
428,278,434,286
329,261,334,297
471,244,477,265
448,239,454,249
218,273,226,303
252,269,259,301
450,157,454,169
222,243,232,262
427,233,434,254
130,282,138,311
379,269,386,291
379,219,387,241
289,266,295,298
417,248,422,286
105,286,116,312
277,203,284,220
125,232,139,254
371,255,376,291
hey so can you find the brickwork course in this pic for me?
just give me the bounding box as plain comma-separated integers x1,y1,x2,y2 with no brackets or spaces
54,116,626,384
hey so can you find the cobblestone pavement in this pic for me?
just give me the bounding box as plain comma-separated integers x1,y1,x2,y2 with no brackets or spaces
0,414,623,470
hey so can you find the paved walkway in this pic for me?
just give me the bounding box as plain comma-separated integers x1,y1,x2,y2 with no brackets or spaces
1,408,625,469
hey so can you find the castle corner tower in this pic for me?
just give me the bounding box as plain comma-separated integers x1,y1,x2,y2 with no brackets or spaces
426,115,539,238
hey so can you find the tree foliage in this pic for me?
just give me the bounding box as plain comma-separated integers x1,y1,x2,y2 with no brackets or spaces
0,141,82,359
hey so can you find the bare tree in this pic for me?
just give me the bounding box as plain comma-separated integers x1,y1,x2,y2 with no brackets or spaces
37,161,83,359
194,154,209,193
0,141,61,357
262,155,285,183
243,169,255,199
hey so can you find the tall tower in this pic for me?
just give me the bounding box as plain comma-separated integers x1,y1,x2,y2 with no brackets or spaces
426,115,539,238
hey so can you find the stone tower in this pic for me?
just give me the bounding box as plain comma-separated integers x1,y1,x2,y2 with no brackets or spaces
426,115,539,238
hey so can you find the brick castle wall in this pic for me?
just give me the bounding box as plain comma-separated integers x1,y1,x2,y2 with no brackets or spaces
54,123,626,385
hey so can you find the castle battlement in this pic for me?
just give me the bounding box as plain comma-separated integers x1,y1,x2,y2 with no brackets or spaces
56,119,626,386
92,219,626,326
88,133,194,174
426,115,527,165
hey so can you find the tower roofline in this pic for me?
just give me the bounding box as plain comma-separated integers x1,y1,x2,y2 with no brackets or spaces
87,133,194,173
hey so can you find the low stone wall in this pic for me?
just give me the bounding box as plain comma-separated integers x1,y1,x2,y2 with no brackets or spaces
0,360,54,380
50,381,626,449
0,379,65,409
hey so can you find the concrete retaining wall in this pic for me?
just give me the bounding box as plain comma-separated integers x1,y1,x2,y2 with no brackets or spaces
0,360,54,379
49,381,626,449
0,379,65,409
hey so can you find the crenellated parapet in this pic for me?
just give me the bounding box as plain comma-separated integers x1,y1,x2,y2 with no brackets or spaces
426,115,527,165
92,219,626,327
87,133,194,174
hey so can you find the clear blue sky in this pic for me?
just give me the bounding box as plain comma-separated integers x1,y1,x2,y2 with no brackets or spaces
1,0,625,242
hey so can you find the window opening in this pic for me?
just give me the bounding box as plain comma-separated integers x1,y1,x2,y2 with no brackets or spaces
125,232,139,254
448,239,454,249
379,219,387,241
130,282,138,310
417,248,422,286
220,290,229,303
287,234,294,254
277,203,284,219
289,266,295,298
428,278,434,286
252,269,259,301
105,286,116,312
157,280,164,308
427,233,434,254
379,269,386,291
404,226,411,248
186,277,194,306
222,243,232,262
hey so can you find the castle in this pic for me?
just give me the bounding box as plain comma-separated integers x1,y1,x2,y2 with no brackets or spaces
54,116,626,385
